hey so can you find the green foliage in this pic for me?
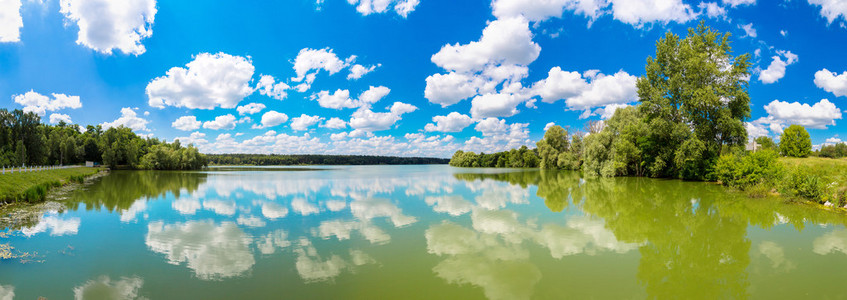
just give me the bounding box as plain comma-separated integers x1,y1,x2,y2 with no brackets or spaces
140,144,208,170
714,149,782,190
605,106,649,176
637,22,750,179
754,136,776,150
582,130,616,177
780,167,826,201
536,125,569,169
818,143,847,159
779,125,812,158
0,108,205,170
448,146,539,168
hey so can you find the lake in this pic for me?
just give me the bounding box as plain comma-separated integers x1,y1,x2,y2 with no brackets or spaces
2,165,847,299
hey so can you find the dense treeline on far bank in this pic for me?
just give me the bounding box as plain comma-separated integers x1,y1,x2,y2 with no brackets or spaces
450,23,847,208
207,154,450,165
0,109,206,170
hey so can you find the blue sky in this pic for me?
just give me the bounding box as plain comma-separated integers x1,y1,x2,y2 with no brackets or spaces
1,0,846,157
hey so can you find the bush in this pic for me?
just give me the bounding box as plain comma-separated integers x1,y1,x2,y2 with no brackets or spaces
780,167,826,202
714,149,782,190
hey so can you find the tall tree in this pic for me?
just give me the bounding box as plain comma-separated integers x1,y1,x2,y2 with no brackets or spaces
637,22,751,179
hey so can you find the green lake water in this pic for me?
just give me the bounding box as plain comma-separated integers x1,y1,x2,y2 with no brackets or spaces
2,165,847,299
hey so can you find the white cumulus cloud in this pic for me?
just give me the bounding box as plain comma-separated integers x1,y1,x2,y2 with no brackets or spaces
345,0,420,17
60,0,157,55
292,48,351,84
814,69,847,97
236,102,266,115
431,17,540,74
808,0,847,26
348,64,379,80
349,102,417,132
172,116,202,131
470,92,530,119
759,50,797,84
464,118,531,153
425,112,474,132
256,75,290,101
290,114,324,131
758,99,842,129
311,86,390,110
424,72,484,107
550,70,638,111
12,90,82,116
532,67,589,103
321,117,348,129
0,0,23,42
101,107,150,132
147,52,255,109
202,114,237,130
259,111,289,129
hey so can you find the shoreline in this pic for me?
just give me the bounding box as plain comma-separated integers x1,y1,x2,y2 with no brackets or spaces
0,169,108,232
0,168,108,210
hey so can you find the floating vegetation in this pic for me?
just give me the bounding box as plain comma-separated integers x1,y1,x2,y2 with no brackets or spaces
0,242,40,263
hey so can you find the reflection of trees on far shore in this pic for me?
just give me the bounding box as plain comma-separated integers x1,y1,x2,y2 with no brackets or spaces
65,170,208,212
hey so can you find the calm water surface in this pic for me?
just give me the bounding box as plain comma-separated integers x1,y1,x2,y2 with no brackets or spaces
2,165,847,299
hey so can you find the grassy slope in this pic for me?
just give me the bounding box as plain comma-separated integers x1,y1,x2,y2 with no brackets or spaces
0,167,101,203
780,157,847,183
778,157,847,207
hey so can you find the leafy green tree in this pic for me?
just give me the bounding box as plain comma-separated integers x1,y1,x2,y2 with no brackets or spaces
536,125,569,169
779,125,811,158
637,22,751,179
818,143,846,158
582,130,616,177
754,136,776,150
605,106,650,176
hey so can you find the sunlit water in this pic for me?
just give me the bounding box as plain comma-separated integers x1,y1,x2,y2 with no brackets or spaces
2,165,847,299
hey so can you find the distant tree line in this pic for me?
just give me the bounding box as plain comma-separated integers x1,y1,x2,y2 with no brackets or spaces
0,109,206,170
206,154,449,165
449,146,540,168
818,143,847,159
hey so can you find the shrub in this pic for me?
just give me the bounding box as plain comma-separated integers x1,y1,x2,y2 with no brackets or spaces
714,149,782,190
780,167,826,202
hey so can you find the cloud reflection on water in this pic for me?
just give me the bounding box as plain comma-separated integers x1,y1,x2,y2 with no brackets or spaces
145,220,255,280
72,276,144,300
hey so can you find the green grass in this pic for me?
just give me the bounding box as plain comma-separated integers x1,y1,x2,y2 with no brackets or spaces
778,157,847,206
779,157,847,190
0,167,102,203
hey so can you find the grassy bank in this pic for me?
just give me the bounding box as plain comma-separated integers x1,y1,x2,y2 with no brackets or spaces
0,167,102,204
778,157,847,207
779,157,847,181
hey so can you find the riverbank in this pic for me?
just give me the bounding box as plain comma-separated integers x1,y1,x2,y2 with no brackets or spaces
778,157,847,209
0,167,104,205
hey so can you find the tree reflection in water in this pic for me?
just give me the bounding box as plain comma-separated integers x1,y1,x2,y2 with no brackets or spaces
65,170,208,212
453,169,847,299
